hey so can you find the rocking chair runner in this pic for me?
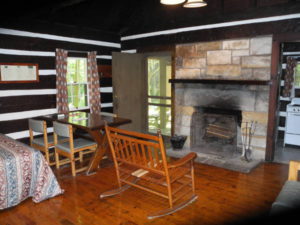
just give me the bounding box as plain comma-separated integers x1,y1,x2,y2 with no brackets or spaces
101,125,198,219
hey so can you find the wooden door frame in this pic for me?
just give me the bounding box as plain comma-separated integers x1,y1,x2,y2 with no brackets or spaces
139,50,175,136
265,32,300,161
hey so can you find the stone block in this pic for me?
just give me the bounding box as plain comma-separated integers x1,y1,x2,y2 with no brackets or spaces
176,44,206,58
207,50,232,65
232,49,250,57
174,124,182,135
175,105,195,116
176,68,201,79
179,125,191,136
255,91,269,112
174,116,182,126
183,87,256,111
242,111,268,124
250,148,265,159
241,56,271,68
223,39,249,50
250,36,272,55
252,123,268,136
175,56,183,68
196,41,222,51
174,88,184,105
232,56,241,65
183,57,206,68
206,65,241,76
241,68,253,78
200,69,206,75
253,68,271,80
251,136,267,149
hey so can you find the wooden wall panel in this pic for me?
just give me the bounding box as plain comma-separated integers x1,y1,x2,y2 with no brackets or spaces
223,0,255,13
0,34,119,55
0,26,119,140
101,93,113,104
0,95,56,114
0,75,56,90
257,0,289,7
0,119,30,134
121,20,300,50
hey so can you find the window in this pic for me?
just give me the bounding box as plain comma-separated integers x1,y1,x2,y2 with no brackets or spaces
147,56,172,136
66,57,89,110
295,63,300,87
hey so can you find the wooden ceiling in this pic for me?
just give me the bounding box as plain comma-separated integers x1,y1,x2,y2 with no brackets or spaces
1,0,299,36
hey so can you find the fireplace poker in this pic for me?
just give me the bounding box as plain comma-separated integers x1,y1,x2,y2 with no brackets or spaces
241,121,257,162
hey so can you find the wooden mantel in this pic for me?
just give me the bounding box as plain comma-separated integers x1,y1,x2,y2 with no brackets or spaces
169,79,271,85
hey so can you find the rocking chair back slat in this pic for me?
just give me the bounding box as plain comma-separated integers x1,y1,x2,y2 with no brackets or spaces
103,125,197,219
108,128,166,174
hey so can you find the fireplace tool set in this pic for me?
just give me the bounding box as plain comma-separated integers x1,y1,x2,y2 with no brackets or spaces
241,121,257,162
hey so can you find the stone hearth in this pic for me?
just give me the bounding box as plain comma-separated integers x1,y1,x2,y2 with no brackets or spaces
173,35,272,162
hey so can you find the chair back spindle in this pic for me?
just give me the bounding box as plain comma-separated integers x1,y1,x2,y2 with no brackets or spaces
102,125,198,219
106,127,167,175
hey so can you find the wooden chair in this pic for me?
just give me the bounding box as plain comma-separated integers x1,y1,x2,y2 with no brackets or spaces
28,119,59,166
100,125,198,219
53,121,97,176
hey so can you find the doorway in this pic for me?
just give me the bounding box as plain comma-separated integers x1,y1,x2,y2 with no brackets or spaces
112,51,173,135
146,54,172,136
274,41,300,164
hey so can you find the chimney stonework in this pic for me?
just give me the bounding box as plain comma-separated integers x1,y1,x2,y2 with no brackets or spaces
174,35,272,160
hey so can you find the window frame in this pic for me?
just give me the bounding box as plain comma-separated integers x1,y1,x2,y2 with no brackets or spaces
146,55,172,136
66,57,90,111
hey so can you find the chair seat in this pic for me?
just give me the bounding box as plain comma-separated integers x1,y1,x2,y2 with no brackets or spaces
32,135,66,147
119,163,191,185
56,138,96,153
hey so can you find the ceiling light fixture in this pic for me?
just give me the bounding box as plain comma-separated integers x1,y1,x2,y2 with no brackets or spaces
183,0,207,8
160,0,186,5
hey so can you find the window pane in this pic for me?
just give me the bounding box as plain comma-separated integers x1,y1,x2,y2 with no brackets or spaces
296,63,300,87
148,105,171,136
147,55,172,136
147,57,171,98
148,98,171,105
148,58,160,96
67,57,88,109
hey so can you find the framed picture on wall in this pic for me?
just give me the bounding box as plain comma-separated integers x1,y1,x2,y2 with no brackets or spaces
0,63,39,83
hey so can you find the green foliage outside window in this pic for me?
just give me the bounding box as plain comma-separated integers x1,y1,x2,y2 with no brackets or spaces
147,57,172,136
67,58,88,109
295,63,300,87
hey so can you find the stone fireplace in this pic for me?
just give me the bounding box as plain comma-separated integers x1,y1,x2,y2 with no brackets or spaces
173,36,272,161
190,107,241,158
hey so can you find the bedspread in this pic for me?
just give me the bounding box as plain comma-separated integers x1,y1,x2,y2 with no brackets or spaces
0,134,63,210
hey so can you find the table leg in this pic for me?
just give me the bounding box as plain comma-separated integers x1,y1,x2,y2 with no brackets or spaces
85,130,107,175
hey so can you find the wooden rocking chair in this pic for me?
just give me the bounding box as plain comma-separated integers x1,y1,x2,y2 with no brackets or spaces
101,125,198,219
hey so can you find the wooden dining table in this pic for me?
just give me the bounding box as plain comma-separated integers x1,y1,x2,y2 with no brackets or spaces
39,111,131,175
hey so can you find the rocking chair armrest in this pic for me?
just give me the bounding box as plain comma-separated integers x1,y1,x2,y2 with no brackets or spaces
168,152,197,169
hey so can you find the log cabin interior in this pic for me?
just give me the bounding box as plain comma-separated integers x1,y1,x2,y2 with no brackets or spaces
0,0,300,224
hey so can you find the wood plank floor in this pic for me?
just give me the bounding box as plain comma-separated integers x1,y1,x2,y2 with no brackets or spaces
0,159,290,225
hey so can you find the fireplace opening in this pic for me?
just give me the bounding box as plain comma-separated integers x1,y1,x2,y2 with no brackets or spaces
190,107,242,158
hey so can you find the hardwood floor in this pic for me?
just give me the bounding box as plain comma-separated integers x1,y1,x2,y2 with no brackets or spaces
0,159,290,225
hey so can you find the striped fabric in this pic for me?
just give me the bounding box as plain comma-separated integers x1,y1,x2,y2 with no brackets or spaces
87,51,101,114
0,134,63,210
283,56,297,97
56,48,69,114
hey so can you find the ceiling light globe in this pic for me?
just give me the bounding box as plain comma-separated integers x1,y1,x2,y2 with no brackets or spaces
183,0,207,8
160,0,186,5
